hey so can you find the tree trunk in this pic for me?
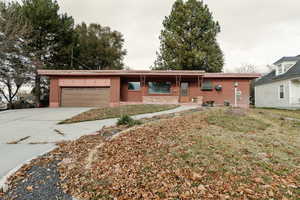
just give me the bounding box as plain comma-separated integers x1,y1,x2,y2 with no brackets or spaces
7,100,13,109
35,69,41,108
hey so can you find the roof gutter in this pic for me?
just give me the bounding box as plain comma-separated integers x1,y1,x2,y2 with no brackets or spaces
37,70,260,79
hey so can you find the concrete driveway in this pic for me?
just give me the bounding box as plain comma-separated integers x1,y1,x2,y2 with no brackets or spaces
0,105,197,187
0,108,94,180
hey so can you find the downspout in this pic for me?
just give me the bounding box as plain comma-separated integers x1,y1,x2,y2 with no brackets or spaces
234,88,237,107
234,82,239,107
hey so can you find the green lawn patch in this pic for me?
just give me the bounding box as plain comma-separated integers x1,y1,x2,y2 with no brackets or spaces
206,109,270,133
59,104,179,124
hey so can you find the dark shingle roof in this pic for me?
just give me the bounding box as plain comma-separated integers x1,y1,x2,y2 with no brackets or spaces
274,55,300,65
255,58,300,86
255,70,277,86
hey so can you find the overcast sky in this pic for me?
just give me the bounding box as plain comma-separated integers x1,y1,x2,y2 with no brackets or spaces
58,0,300,72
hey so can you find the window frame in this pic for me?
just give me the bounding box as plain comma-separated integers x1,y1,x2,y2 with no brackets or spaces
128,82,141,91
279,85,284,99
277,65,283,75
201,80,213,91
148,81,172,94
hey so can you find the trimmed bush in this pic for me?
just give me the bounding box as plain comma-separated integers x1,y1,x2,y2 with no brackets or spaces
117,115,142,127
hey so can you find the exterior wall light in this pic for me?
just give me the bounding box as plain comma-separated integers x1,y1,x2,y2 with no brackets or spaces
215,85,222,91
234,82,239,87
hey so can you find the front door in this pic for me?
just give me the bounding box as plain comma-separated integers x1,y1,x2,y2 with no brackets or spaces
180,82,190,103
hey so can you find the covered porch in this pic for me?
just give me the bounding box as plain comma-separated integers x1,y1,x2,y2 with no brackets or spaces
290,78,300,107
120,72,205,105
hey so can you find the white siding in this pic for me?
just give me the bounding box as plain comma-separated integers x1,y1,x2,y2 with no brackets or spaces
290,80,300,104
255,80,291,108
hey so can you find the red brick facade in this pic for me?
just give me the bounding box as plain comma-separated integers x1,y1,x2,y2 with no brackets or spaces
39,70,260,108
120,77,251,107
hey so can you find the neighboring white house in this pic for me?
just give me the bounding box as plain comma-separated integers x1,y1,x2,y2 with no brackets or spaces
255,55,300,109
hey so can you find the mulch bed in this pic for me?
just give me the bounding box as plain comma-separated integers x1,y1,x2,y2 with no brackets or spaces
1,152,72,200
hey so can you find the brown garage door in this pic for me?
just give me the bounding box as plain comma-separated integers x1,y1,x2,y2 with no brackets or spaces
61,88,110,107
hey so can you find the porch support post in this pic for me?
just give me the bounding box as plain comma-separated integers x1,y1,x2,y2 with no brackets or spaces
288,80,292,105
176,75,182,100
140,75,146,97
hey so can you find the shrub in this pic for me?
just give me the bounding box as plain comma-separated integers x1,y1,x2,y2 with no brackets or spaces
11,100,35,109
117,115,142,127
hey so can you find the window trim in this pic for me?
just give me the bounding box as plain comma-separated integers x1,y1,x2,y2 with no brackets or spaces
279,85,284,99
148,81,172,94
201,80,213,91
128,82,141,91
277,62,296,76
277,65,283,75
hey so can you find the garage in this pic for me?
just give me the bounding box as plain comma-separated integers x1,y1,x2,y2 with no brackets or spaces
61,87,110,107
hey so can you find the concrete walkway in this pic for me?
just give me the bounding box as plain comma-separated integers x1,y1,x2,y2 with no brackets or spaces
0,105,197,187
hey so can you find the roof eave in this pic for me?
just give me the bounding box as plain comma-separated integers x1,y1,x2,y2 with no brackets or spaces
37,70,261,79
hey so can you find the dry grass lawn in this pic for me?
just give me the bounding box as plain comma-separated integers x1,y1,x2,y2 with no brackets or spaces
58,108,299,199
59,104,179,124
255,108,300,120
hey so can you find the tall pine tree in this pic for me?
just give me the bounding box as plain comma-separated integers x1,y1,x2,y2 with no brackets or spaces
154,0,224,72
20,0,75,106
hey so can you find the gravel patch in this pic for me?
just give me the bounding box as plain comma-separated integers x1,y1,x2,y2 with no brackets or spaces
1,154,72,200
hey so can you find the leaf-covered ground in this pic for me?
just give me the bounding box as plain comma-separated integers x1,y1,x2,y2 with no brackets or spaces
57,108,300,199
59,104,179,124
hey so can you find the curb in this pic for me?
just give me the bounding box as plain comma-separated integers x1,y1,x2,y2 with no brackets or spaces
0,145,56,192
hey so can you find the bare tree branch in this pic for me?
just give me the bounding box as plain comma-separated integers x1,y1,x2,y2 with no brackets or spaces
235,64,257,73
0,1,33,108
0,89,9,102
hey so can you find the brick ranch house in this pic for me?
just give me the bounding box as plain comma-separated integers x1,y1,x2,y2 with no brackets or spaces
38,70,260,108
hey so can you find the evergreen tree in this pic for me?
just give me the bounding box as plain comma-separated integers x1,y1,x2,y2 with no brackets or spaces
20,0,75,68
73,23,127,70
20,0,75,106
154,0,224,72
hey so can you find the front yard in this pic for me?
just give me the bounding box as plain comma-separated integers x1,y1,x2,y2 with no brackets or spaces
58,108,299,199
59,104,179,124
3,107,299,199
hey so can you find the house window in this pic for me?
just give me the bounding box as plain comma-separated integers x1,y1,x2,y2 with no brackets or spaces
201,80,213,91
279,85,284,99
128,82,141,91
148,82,171,94
278,65,283,75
